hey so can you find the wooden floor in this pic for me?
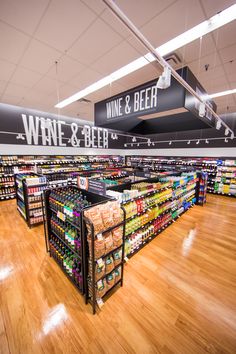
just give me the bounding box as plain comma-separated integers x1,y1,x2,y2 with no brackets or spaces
0,195,236,354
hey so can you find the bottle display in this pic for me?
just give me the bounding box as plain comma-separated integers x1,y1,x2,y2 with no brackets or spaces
49,236,83,289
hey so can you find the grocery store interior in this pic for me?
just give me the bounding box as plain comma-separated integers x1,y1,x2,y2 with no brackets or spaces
0,0,236,353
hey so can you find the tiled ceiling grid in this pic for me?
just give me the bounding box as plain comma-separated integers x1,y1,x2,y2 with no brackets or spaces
0,0,235,122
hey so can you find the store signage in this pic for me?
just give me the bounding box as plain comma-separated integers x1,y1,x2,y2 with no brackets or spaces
77,176,106,196
0,103,116,148
95,66,217,133
184,68,216,125
105,84,158,120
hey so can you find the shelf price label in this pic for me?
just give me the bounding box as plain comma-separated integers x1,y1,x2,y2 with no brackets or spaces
57,211,65,222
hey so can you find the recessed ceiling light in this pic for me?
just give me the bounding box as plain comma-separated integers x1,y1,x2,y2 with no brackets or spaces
55,4,236,108
209,88,236,98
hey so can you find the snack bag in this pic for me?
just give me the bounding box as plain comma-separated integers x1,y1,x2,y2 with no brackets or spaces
95,258,105,281
113,248,122,266
96,279,107,298
105,255,114,274
101,207,114,229
88,234,105,259
114,266,122,282
106,271,115,290
112,227,123,248
104,232,114,253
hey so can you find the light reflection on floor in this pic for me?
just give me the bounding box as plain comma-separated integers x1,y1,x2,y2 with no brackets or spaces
0,265,14,281
38,304,68,339
182,228,197,257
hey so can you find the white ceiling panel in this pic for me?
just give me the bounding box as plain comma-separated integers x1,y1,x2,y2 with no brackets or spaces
115,0,177,28
1,94,21,105
200,74,230,93
19,90,55,109
3,82,29,98
35,0,97,52
68,18,123,65
197,65,226,84
100,8,135,39
10,67,42,88
200,0,236,18
80,0,106,15
219,43,236,63
20,39,61,75
70,68,103,89
0,81,7,96
47,55,86,83
0,22,30,64
177,34,216,66
91,41,140,75
0,0,50,35
188,52,222,74
116,62,161,90
212,21,236,50
56,83,83,101
86,82,125,103
140,0,205,48
33,76,62,95
0,59,16,81
223,61,236,83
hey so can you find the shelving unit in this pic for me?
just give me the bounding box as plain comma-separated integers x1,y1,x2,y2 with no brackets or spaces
0,155,125,201
125,156,236,197
15,173,47,227
83,200,125,314
44,186,114,313
107,173,199,258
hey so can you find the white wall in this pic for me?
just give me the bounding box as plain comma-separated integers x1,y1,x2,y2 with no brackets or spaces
125,147,236,157
1,144,236,157
0,144,124,156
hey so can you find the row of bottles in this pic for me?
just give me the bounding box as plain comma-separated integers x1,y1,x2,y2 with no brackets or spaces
0,176,14,185
49,236,82,289
125,212,172,256
123,188,172,219
0,166,14,174
28,185,46,195
0,187,15,196
50,215,81,251
49,188,90,226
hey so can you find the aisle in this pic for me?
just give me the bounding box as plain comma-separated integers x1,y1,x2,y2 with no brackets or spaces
0,195,236,354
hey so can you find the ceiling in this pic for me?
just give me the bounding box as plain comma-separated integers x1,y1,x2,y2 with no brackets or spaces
0,0,236,123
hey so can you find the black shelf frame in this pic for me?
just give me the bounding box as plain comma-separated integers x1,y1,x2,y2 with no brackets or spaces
43,185,112,304
15,172,47,228
83,203,126,315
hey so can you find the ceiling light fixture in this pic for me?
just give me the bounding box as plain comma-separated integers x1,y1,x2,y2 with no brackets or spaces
169,141,172,145
225,138,228,143
199,102,206,117
216,119,222,130
55,4,236,108
196,140,200,144
187,140,191,144
156,66,171,89
205,139,209,144
209,88,236,99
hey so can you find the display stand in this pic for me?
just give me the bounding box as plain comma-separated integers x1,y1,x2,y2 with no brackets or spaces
83,203,125,314
15,173,47,227
43,186,112,306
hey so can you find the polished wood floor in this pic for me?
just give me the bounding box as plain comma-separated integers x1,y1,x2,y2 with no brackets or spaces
0,195,236,354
